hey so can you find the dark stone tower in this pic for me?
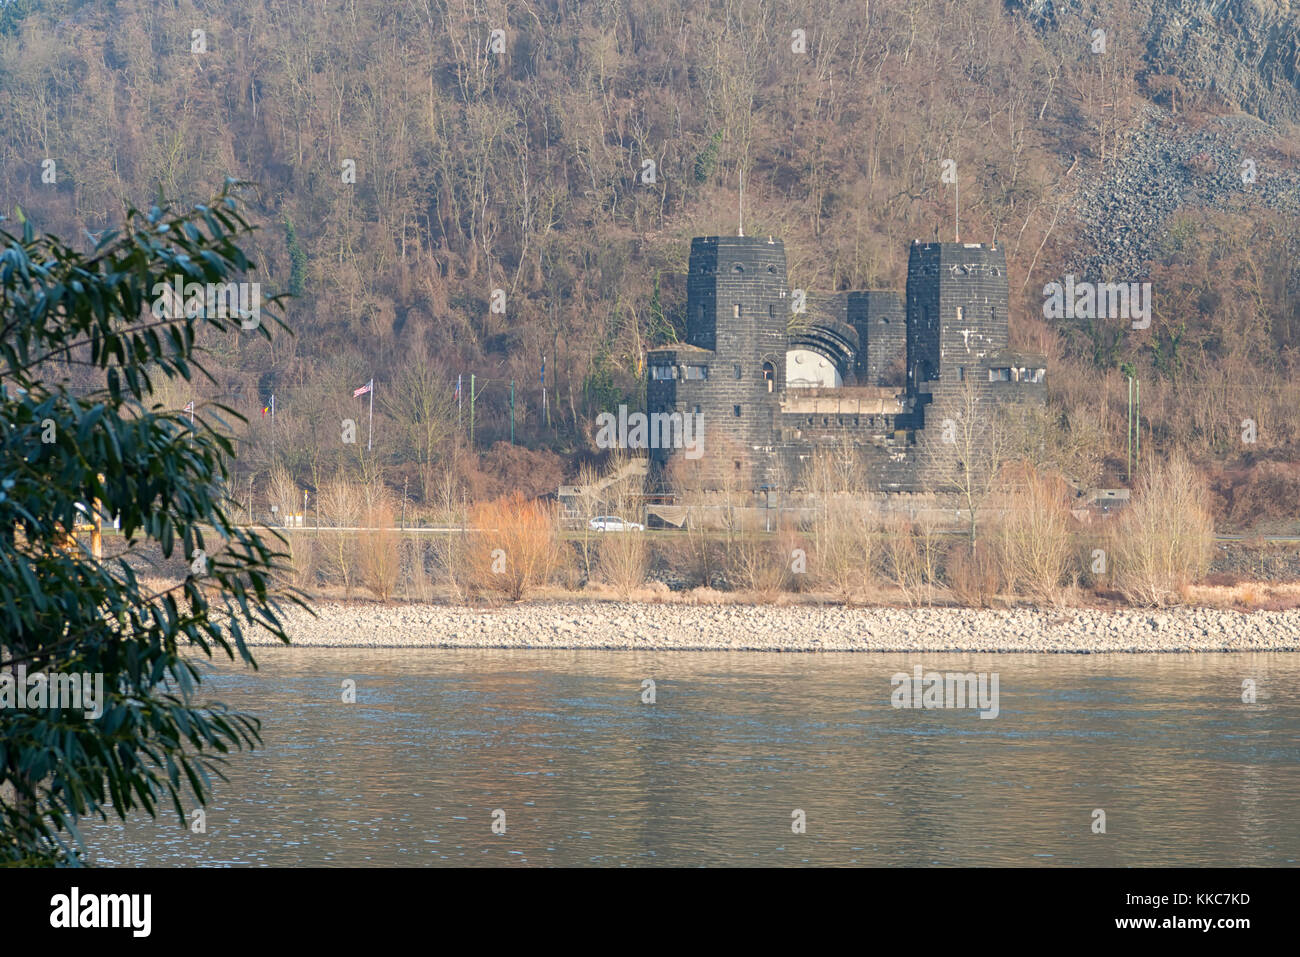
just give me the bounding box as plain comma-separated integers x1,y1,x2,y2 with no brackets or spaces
686,235,789,373
905,241,1009,395
648,235,788,488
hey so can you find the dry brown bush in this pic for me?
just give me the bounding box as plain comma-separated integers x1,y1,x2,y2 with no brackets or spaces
319,474,363,598
1109,453,1215,606
810,496,879,604
681,506,722,588
881,516,944,605
428,469,468,601
400,537,434,602
572,460,603,583
281,530,319,593
466,492,560,601
776,524,808,593
1209,462,1300,531
946,540,1001,608
461,442,567,502
577,454,647,590
359,500,400,600
731,530,789,598
596,528,650,597
996,466,1074,605
266,465,304,526
884,516,925,605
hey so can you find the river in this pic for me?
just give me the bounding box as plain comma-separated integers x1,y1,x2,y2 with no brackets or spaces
79,649,1300,866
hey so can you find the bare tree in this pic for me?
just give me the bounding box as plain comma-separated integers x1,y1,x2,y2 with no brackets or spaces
383,352,458,502
921,377,1012,551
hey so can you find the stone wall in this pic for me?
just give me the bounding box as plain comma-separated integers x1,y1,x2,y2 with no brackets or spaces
848,290,906,387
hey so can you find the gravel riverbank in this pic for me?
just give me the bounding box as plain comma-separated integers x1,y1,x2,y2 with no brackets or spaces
249,601,1300,653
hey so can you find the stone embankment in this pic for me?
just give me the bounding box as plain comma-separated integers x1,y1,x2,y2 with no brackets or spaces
249,601,1300,653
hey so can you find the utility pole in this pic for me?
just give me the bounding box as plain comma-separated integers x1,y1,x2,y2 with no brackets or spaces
1135,377,1140,475
91,473,104,561
1127,375,1133,482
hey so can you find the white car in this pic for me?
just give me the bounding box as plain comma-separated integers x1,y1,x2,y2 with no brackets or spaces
589,515,645,532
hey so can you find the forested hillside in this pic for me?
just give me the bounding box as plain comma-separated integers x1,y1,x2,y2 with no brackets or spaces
3,0,1299,523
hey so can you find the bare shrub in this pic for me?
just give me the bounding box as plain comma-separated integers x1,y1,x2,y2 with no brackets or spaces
572,460,603,583
359,500,400,601
996,466,1074,605
593,461,650,596
319,474,363,598
278,529,319,593
400,537,434,602
810,496,879,604
915,518,944,604
946,540,1001,607
467,492,560,601
266,465,303,526
884,516,925,605
429,469,467,602
1109,453,1215,606
597,529,650,597
731,529,789,598
682,502,721,587
776,523,808,593
556,540,583,591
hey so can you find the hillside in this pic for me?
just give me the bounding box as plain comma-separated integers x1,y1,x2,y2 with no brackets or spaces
2,0,1299,524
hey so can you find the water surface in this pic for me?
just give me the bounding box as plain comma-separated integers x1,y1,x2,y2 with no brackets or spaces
80,649,1300,866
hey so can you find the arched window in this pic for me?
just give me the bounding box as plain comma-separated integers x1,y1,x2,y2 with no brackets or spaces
762,361,775,393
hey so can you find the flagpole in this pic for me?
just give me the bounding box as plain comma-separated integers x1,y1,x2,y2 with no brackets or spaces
368,378,374,452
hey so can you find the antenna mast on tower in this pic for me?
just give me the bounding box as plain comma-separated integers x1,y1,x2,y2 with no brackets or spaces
738,167,744,237
955,171,960,243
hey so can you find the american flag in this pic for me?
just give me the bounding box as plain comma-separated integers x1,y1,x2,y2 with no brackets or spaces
353,379,373,398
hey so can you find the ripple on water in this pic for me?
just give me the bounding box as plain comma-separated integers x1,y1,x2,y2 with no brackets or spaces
81,649,1300,866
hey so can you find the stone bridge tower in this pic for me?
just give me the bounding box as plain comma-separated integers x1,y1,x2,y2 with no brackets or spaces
647,235,788,489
